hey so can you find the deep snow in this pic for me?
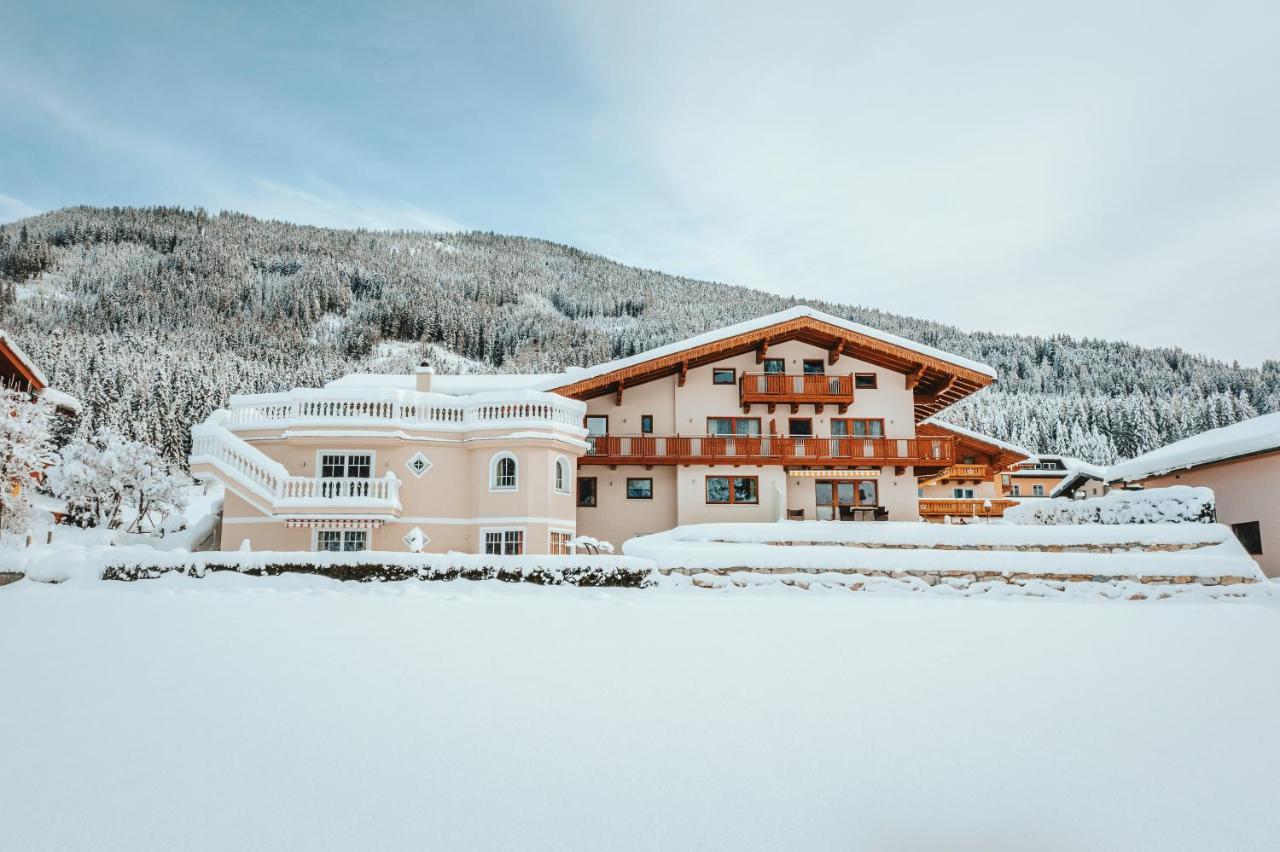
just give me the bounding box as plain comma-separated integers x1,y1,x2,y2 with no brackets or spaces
2,577,1279,851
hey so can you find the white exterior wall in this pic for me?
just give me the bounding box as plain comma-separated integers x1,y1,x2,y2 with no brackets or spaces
574,466,679,548
1139,452,1280,578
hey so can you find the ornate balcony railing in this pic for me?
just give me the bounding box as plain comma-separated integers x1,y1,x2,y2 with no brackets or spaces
739,373,854,411
223,391,585,432
581,434,953,467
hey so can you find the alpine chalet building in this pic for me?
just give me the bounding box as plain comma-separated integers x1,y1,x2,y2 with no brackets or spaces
190,307,999,553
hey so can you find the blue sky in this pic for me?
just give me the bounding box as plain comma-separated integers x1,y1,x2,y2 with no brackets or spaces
2,0,1278,364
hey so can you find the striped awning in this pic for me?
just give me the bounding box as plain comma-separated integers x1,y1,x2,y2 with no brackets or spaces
284,518,385,529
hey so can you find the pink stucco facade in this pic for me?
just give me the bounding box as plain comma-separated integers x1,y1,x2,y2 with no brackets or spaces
190,372,588,555
1135,451,1280,577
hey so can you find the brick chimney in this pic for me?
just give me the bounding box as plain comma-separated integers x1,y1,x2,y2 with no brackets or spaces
414,361,434,393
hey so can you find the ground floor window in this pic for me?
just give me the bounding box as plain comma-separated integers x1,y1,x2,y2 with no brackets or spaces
577,476,598,507
316,529,368,552
1033,484,1045,496
550,530,573,555
1233,521,1263,555
706,475,758,504
484,528,524,555
626,477,653,499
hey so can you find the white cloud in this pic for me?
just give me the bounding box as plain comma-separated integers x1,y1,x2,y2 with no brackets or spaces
0,192,40,223
241,178,463,233
557,0,1280,364
0,64,461,235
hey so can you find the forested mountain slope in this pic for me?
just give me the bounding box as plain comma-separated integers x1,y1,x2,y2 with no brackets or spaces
1,206,1275,466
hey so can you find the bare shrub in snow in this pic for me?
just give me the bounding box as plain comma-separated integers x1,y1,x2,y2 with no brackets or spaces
571,535,614,554
0,388,57,534
47,428,190,533
1003,486,1215,525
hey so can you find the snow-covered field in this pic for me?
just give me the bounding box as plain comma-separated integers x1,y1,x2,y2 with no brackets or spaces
3,576,1280,851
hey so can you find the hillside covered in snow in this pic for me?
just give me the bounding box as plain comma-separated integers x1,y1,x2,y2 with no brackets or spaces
1,205,1276,466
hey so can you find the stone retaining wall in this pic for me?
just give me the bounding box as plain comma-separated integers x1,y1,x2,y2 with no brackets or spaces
666,565,1258,587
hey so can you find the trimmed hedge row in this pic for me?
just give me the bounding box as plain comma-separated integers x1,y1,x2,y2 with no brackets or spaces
103,559,656,587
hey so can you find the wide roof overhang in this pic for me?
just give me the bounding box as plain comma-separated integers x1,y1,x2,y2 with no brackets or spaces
546,312,994,421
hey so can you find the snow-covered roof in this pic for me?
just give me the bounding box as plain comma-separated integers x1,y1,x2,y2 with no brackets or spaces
1107,412,1280,483
0,329,50,388
39,387,83,413
535,305,997,391
921,418,1033,459
326,372,564,396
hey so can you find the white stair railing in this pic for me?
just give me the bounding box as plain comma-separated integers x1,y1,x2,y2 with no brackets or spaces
190,418,401,511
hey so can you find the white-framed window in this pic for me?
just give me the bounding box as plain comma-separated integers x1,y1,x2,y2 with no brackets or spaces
490,452,518,491
554,456,570,493
482,528,524,555
549,529,573,555
316,529,368,552
1033,484,1045,497
405,451,432,478
953,488,974,499
317,450,375,497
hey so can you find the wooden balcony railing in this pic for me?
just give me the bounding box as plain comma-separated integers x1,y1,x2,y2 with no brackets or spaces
928,464,994,481
918,498,1018,518
582,434,954,467
739,373,853,411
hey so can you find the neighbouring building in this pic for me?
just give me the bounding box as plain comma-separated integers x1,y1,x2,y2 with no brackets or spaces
190,306,1000,553
0,330,82,417
1106,413,1280,577
915,420,1030,522
1,329,82,514
1005,454,1106,500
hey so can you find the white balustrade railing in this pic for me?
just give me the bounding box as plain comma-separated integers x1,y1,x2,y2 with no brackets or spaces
225,392,584,431
190,424,400,510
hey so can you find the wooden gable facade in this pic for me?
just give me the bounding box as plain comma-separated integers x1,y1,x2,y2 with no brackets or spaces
547,313,993,420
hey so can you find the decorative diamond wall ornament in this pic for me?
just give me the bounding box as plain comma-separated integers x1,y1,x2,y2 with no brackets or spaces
405,451,432,478
403,526,429,553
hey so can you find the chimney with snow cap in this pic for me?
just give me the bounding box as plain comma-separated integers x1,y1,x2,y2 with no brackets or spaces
414,361,434,393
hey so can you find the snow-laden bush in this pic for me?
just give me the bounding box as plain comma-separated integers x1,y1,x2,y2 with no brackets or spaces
1003,486,1215,526
47,428,191,533
0,388,57,535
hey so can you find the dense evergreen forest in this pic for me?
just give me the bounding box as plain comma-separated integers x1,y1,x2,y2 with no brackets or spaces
1,206,1275,466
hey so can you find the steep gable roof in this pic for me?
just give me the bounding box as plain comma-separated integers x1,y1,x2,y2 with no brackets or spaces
541,306,996,420
1106,413,1280,483
0,331,49,390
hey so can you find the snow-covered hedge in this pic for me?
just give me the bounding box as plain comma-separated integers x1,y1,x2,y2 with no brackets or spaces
1003,486,1215,526
97,551,657,587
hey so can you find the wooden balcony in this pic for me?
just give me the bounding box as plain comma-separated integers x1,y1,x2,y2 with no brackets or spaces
582,434,954,468
927,464,994,482
918,498,1019,519
739,373,853,413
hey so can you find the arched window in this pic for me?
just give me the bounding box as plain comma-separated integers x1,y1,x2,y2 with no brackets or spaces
554,457,569,493
491,453,518,490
